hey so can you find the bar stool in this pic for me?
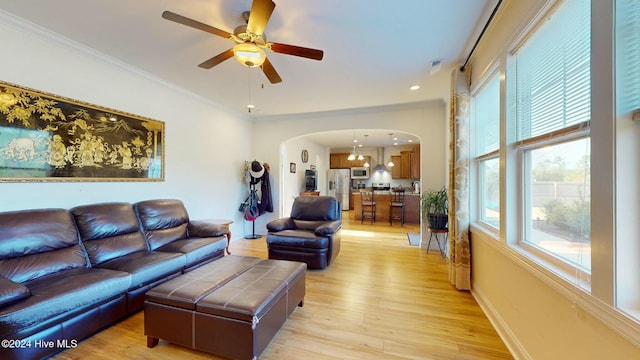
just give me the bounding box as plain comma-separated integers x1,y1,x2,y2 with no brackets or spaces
389,189,405,226
360,191,376,224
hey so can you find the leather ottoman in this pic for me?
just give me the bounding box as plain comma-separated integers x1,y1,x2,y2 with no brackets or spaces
144,255,306,360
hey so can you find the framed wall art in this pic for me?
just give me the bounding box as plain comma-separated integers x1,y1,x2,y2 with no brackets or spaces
0,81,164,182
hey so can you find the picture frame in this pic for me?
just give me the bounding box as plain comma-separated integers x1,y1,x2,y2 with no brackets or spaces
0,81,164,182
289,162,296,173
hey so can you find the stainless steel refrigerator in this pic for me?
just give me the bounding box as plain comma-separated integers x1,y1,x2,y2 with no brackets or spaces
327,169,350,211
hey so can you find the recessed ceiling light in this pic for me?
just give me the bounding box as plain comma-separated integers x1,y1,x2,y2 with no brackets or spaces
410,85,420,91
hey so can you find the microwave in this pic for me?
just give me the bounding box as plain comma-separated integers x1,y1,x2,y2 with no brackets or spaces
350,167,370,179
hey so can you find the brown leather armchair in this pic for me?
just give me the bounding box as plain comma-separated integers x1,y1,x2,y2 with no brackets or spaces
266,196,342,269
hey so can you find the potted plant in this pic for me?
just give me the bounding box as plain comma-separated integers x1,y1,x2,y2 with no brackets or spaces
421,187,449,230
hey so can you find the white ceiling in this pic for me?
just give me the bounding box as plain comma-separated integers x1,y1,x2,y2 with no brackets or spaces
0,0,494,147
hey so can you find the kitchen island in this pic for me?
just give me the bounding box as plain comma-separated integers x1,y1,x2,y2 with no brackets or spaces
352,190,421,224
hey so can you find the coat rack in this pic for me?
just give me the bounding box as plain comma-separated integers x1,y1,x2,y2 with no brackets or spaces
245,178,262,239
244,160,268,240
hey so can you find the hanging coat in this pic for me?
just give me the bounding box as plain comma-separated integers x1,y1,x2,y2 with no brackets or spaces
258,163,273,214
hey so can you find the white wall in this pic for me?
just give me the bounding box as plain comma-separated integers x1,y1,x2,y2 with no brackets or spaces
0,13,252,238
279,137,328,217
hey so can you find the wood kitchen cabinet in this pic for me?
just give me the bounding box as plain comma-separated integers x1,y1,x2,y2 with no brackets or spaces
400,151,411,178
391,155,402,178
330,153,348,168
330,153,370,168
391,145,420,179
410,144,420,179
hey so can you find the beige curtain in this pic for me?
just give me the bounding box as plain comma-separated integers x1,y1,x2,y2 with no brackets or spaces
448,68,471,290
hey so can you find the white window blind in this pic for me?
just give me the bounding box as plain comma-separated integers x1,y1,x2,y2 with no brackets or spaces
617,0,640,114
515,0,590,141
475,74,500,156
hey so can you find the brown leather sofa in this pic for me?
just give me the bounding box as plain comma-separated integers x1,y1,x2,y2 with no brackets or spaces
266,196,342,269
0,199,228,360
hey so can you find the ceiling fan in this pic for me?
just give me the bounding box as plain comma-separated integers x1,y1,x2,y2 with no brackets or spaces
162,0,324,84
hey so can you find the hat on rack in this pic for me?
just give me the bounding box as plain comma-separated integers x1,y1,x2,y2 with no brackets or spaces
250,160,264,179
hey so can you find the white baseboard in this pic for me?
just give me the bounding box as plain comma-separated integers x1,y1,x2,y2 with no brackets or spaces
471,285,532,360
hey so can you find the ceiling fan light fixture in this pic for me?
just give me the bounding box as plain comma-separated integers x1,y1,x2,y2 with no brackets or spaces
233,43,266,67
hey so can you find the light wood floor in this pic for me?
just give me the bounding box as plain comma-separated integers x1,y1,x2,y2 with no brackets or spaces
52,211,512,360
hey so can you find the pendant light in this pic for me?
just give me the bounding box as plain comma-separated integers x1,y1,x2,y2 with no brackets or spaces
347,130,358,161
347,146,356,161
363,134,370,167
387,133,395,167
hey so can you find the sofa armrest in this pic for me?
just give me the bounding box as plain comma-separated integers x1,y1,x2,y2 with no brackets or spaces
266,217,296,232
0,275,30,308
187,221,228,238
315,220,342,236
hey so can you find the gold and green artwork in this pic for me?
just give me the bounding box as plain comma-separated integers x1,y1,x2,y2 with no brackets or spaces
0,81,164,182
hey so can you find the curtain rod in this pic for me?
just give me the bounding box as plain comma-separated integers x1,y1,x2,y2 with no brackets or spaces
460,0,503,72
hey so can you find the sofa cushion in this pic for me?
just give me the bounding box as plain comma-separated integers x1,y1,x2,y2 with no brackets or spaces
134,199,190,250
315,220,342,236
266,230,329,249
156,237,227,268
71,202,149,265
266,217,295,232
0,209,89,283
290,196,340,221
0,276,30,307
0,267,131,338
187,221,228,238
96,251,185,289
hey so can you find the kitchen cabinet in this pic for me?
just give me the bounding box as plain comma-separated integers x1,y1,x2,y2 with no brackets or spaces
391,155,402,178
391,145,420,179
401,151,411,178
349,191,355,210
352,192,420,224
410,144,420,179
330,153,370,169
330,153,348,168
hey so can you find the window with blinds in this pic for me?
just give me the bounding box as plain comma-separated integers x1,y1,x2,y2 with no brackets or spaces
473,73,500,229
475,74,500,156
511,0,592,282
515,0,590,142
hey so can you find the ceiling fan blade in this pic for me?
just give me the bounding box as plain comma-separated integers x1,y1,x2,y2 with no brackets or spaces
198,49,234,69
261,57,282,84
269,43,324,61
162,11,232,39
246,0,275,36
